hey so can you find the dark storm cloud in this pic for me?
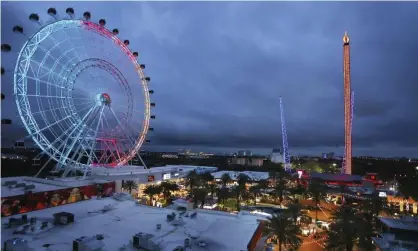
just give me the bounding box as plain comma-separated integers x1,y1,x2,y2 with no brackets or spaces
2,2,418,157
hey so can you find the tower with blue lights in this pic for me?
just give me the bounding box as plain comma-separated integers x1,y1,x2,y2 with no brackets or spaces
279,97,291,172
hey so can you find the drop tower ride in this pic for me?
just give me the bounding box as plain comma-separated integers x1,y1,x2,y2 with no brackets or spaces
343,31,352,175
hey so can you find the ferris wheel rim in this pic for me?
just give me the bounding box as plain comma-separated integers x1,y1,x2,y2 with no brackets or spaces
13,18,151,168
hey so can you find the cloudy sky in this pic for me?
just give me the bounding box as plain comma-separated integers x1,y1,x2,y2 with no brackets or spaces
2,1,418,157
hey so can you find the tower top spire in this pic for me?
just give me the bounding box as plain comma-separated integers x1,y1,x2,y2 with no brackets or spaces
343,31,350,44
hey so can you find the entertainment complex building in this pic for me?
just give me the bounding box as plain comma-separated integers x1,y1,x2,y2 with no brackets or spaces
1,165,268,251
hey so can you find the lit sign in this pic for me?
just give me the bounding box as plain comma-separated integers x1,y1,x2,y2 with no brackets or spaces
378,192,387,198
163,173,171,180
174,173,179,177
297,170,303,179
147,175,155,182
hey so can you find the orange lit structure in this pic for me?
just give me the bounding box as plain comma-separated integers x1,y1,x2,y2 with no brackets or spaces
343,31,352,174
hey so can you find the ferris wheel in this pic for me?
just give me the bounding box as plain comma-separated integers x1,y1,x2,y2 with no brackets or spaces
2,7,156,177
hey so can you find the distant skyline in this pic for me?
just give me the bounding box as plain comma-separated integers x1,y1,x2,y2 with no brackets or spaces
2,2,418,158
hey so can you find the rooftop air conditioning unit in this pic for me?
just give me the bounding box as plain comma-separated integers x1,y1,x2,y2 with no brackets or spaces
73,236,105,251
53,212,74,225
132,233,158,250
3,238,30,251
2,180,17,186
15,183,26,188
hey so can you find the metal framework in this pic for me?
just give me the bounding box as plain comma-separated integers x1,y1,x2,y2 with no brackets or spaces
343,31,352,175
12,13,152,177
341,91,354,174
279,97,291,172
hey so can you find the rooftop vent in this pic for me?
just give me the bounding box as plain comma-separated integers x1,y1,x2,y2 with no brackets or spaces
24,184,35,190
3,180,18,186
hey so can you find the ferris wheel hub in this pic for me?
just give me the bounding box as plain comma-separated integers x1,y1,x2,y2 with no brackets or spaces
96,93,111,106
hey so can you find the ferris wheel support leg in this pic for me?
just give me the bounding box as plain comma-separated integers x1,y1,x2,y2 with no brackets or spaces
34,154,53,177
137,153,148,169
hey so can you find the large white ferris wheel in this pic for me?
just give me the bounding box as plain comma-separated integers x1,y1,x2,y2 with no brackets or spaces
2,7,156,177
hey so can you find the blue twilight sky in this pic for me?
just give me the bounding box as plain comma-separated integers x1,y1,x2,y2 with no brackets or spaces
1,1,418,157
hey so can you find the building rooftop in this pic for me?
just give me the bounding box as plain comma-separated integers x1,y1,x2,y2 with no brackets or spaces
1,197,262,251
212,171,269,181
378,216,418,232
1,176,110,198
310,172,363,182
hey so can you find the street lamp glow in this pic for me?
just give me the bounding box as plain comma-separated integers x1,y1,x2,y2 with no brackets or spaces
332,163,337,167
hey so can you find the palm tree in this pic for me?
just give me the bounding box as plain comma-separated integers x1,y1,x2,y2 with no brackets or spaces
216,186,230,210
262,213,301,251
249,185,261,206
192,188,208,208
237,173,250,188
123,180,137,195
184,170,199,191
326,205,361,251
143,185,162,206
208,183,217,199
276,172,288,206
159,182,179,204
199,172,214,185
287,203,304,226
232,185,243,211
308,180,324,220
290,183,307,202
220,173,232,187
268,171,279,188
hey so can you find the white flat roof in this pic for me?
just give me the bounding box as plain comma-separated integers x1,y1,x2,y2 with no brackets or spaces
1,176,110,198
378,217,418,232
212,171,269,181
1,198,261,251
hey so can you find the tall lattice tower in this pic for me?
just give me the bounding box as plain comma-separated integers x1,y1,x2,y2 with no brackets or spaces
279,97,291,172
343,31,352,174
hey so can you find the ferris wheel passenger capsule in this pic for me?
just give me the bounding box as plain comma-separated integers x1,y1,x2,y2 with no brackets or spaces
144,76,150,82
47,8,57,17
139,64,145,69
66,8,75,17
150,103,156,107
149,128,154,131
148,90,154,94
124,40,130,46
112,29,119,35
83,11,91,21
145,140,151,143
1,44,11,52
29,13,40,22
1,67,5,75
13,26,24,34
151,115,156,119
99,19,106,26
133,52,139,57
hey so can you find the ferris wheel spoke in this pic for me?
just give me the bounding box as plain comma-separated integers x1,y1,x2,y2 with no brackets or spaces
86,105,105,165
68,107,103,165
109,106,139,158
18,73,69,92
59,104,98,163
26,57,71,83
31,114,73,137
39,45,85,81
24,94,70,99
60,29,85,61
48,33,84,63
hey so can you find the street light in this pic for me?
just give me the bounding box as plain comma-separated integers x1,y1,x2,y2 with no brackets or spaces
332,163,337,167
